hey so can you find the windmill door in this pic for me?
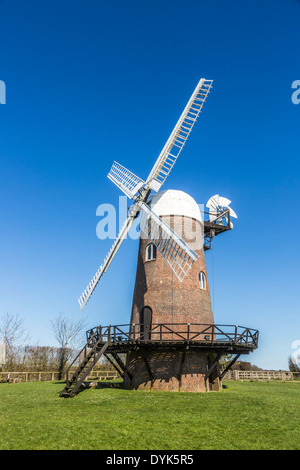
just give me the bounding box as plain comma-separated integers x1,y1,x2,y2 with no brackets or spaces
140,306,152,341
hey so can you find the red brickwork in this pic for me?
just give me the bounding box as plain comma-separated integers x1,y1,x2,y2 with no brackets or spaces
123,213,222,392
123,349,221,392
130,216,214,326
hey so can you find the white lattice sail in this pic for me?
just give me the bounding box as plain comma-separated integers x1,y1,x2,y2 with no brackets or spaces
78,78,214,310
146,79,213,192
78,214,136,310
139,202,197,282
108,161,145,199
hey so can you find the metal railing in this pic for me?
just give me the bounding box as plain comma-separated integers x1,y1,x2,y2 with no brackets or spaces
86,323,259,348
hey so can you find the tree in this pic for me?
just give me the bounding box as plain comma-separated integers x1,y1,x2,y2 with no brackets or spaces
288,355,300,373
50,313,87,380
0,313,29,369
219,354,233,369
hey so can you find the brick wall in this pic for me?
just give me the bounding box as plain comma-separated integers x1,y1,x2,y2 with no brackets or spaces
130,215,214,327
124,349,221,392
123,214,221,392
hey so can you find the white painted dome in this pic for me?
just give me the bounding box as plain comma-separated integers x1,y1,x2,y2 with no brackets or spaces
149,190,202,222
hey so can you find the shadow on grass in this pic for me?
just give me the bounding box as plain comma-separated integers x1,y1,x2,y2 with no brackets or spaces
97,382,124,389
58,379,125,398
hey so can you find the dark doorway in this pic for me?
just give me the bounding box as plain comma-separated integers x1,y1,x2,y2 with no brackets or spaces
140,306,152,340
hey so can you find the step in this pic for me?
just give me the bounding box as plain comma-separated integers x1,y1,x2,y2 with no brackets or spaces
60,341,109,398
60,391,72,398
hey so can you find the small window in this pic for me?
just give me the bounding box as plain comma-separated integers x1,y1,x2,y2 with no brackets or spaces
146,243,157,261
199,272,206,290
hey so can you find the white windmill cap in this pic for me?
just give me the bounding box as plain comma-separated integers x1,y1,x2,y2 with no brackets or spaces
150,190,202,222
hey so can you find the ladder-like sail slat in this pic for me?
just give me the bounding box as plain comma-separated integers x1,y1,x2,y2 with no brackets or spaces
146,79,213,192
138,201,197,282
108,161,145,199
77,78,214,310
78,214,136,310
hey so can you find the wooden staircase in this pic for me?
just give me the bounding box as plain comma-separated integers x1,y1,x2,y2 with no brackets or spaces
60,333,109,398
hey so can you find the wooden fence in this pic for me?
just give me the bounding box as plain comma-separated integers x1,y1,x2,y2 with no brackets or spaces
0,370,120,383
223,370,296,381
2,369,297,383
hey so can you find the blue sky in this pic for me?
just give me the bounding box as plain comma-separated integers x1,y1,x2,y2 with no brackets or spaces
0,0,299,370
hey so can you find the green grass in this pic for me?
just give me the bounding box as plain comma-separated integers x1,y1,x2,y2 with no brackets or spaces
0,380,299,450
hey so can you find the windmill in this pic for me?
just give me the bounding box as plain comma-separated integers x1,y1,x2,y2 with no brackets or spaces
78,78,215,311
60,78,259,398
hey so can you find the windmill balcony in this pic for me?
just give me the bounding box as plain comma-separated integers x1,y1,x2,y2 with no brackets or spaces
86,323,259,354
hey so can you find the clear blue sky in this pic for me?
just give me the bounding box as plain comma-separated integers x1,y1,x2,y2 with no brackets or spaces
0,0,299,370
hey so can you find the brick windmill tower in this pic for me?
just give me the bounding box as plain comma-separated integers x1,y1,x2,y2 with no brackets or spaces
125,189,239,392
60,78,259,398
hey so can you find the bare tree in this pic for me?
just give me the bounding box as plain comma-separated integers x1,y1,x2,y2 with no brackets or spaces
50,313,87,380
288,355,300,373
0,313,30,369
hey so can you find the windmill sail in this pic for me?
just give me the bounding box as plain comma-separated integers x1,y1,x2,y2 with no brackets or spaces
138,202,197,282
78,214,136,310
108,161,145,199
78,78,214,310
145,79,213,193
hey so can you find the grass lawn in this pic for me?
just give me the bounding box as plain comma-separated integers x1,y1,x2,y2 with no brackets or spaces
0,380,299,450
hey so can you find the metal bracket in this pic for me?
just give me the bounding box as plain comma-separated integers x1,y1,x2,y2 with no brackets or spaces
178,348,187,387
104,353,124,379
110,351,132,381
205,352,222,381
219,353,242,381
140,348,154,385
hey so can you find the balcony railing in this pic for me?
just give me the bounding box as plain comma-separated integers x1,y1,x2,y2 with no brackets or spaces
86,323,259,349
